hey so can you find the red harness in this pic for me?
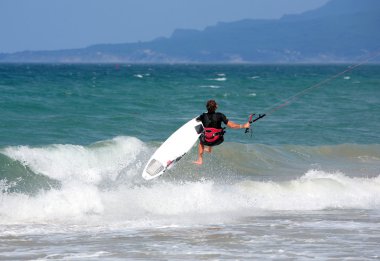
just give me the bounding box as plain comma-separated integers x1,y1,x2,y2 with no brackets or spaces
203,127,225,143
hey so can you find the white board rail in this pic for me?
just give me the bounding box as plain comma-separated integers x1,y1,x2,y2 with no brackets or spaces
142,117,203,180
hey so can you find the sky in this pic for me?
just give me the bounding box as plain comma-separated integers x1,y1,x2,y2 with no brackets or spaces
0,0,329,53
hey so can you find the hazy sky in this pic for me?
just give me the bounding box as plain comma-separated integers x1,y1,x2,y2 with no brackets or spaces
0,0,329,53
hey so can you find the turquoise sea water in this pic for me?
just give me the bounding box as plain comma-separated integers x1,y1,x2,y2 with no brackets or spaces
1,64,380,260
2,64,380,146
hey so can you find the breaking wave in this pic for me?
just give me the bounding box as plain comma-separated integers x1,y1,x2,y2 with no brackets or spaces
1,136,379,225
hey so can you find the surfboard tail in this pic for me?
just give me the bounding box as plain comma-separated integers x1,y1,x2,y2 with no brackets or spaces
143,159,165,180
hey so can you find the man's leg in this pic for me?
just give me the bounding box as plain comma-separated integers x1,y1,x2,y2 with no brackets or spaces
193,142,205,165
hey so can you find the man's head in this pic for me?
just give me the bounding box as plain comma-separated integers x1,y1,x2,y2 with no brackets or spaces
206,100,217,113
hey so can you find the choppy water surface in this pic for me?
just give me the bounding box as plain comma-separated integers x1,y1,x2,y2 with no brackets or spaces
1,64,380,260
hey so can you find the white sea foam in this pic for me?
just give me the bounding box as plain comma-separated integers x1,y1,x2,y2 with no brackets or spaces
2,136,145,184
236,170,380,211
1,138,380,227
1,170,379,226
200,85,221,89
208,77,227,81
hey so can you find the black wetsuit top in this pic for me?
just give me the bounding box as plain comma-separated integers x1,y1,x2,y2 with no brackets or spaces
196,112,229,128
196,112,229,146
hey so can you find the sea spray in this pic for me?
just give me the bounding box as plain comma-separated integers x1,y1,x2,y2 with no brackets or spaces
2,169,379,224
1,136,147,185
235,170,380,211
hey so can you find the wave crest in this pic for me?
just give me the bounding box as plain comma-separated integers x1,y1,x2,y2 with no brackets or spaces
1,136,147,186
1,138,379,225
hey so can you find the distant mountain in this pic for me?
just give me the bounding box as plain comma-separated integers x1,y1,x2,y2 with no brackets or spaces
1,0,379,63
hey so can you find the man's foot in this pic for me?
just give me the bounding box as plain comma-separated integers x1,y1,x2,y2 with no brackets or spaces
193,159,203,165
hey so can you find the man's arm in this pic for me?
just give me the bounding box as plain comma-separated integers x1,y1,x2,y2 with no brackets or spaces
227,120,250,129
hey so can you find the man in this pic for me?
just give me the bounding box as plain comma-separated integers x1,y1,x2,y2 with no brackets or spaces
194,100,250,165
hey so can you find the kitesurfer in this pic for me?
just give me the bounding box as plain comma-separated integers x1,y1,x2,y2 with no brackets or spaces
194,99,250,165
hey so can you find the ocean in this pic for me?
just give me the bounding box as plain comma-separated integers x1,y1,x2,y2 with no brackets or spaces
1,64,380,260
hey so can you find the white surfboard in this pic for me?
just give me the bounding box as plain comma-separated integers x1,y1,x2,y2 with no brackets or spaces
142,117,204,180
